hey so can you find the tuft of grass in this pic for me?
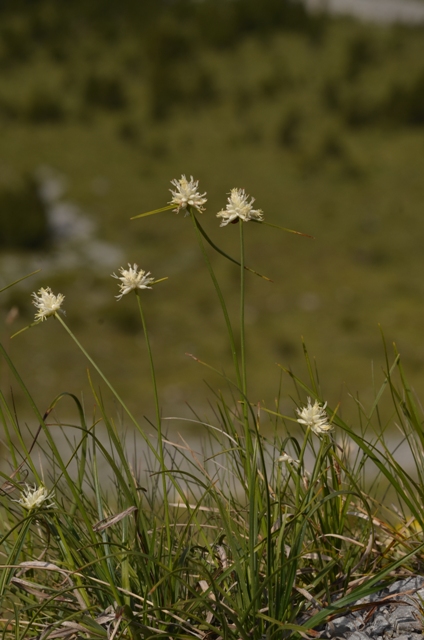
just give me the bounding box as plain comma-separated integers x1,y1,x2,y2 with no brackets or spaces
2,191,424,639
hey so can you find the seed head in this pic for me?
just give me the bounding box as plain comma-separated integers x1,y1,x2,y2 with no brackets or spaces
216,188,264,227
32,287,65,322
112,263,154,300
169,175,207,214
296,398,333,436
15,484,55,510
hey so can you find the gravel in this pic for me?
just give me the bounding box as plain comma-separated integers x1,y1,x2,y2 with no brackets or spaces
304,0,424,25
318,577,424,640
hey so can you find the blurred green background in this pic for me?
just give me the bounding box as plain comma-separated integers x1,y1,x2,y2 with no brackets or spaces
1,0,424,426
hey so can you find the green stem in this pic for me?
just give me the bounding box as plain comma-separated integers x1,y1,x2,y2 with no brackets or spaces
295,426,311,507
55,315,154,452
135,292,171,559
239,222,247,400
190,211,242,390
239,223,251,456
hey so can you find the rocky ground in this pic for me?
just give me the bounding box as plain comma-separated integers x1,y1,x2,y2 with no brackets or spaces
304,0,424,24
318,577,424,640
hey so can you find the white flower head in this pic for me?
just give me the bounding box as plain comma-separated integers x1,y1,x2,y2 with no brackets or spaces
169,175,207,214
112,263,154,300
296,398,333,436
15,484,55,511
278,452,300,466
32,287,65,322
216,188,264,227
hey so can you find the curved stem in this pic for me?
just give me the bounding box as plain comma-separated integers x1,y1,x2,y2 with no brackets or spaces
136,292,171,557
191,211,242,391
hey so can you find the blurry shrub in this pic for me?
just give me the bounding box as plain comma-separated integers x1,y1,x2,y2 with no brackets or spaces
0,0,327,64
195,0,327,48
234,87,254,116
26,89,65,123
321,78,341,111
320,130,346,160
305,130,363,179
342,92,377,128
117,119,140,144
0,94,20,120
0,24,32,64
259,68,292,99
143,17,193,66
345,33,377,81
192,69,219,106
324,68,424,130
277,108,303,149
143,16,199,119
384,71,424,126
83,73,128,110
49,42,68,63
241,124,263,145
148,62,218,120
0,178,50,250
145,137,168,159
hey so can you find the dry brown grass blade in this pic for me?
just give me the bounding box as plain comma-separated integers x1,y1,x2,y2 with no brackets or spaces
14,561,87,610
92,505,137,532
11,576,74,602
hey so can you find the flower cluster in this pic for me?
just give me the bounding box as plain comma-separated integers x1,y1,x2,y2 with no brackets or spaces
296,398,333,436
15,484,55,510
32,287,65,322
169,175,207,215
216,188,264,227
112,264,155,300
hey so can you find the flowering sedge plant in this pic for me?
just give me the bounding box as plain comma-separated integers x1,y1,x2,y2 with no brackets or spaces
131,174,207,221
111,263,168,300
11,286,66,338
169,175,207,215
216,188,264,226
32,287,65,322
112,264,155,300
14,484,55,510
296,397,333,436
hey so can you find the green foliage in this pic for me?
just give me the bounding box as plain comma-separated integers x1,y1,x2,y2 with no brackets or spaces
84,73,128,111
385,70,424,126
26,88,66,123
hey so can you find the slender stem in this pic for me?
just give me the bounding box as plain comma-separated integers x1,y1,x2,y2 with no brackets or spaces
239,222,247,400
54,312,210,554
239,221,257,604
295,426,311,506
190,211,242,390
136,293,161,439
55,315,155,453
135,292,171,558
239,223,252,456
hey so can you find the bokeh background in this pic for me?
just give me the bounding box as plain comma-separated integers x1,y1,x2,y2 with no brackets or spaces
1,0,424,427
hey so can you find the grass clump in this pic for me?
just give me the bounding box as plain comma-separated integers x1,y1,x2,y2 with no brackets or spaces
2,179,424,639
